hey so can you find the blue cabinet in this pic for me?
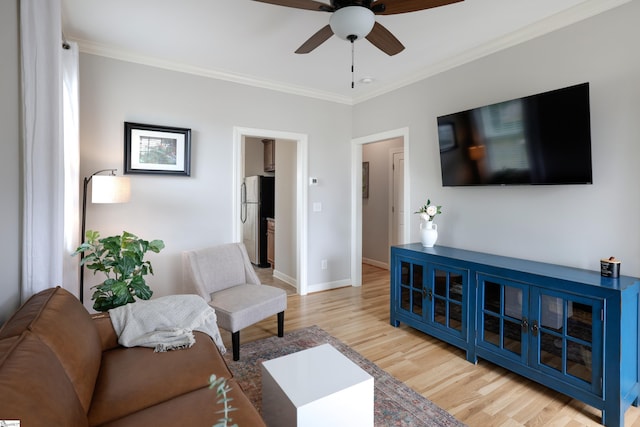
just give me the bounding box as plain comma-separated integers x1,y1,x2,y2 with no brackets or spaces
390,244,640,427
390,251,474,361
477,274,604,405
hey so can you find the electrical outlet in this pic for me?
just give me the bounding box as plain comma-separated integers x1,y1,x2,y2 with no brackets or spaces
321,259,328,270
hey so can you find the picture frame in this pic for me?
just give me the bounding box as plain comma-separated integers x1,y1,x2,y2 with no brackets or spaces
362,161,369,199
124,122,191,176
438,123,456,152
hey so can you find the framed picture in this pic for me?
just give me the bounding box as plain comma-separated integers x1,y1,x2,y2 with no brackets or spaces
362,161,369,199
438,123,456,152
124,122,191,176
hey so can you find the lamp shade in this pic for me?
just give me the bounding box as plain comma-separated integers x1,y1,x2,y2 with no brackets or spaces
330,6,375,41
92,175,131,204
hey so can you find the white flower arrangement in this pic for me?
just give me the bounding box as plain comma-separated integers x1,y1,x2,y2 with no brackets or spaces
415,199,442,222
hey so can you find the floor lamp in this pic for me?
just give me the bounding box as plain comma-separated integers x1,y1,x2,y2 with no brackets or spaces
80,169,131,302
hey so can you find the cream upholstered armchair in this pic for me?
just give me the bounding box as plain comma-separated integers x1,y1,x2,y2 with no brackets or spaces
182,243,286,360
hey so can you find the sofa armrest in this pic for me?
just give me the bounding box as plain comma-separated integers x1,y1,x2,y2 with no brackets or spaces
91,313,120,351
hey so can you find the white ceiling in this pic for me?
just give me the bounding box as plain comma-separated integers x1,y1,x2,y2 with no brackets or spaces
61,0,628,104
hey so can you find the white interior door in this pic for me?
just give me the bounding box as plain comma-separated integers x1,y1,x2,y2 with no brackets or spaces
391,150,405,246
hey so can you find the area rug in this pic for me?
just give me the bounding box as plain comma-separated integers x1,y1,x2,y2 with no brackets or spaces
223,325,466,427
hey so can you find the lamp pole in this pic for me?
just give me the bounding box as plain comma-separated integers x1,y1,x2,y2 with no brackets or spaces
79,169,118,303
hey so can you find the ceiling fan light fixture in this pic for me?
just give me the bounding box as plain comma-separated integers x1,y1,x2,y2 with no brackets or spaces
329,6,375,41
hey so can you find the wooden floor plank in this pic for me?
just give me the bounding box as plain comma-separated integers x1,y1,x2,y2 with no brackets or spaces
227,264,640,427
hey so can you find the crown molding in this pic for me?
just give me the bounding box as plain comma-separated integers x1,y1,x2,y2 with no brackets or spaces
74,38,354,105
352,0,631,104
73,0,629,107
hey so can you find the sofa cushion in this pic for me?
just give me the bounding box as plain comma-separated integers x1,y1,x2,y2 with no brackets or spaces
95,379,265,427
0,332,88,426
88,331,233,426
0,287,102,413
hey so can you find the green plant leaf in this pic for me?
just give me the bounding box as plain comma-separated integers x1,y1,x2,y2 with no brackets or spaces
149,239,165,253
130,276,153,300
117,256,137,278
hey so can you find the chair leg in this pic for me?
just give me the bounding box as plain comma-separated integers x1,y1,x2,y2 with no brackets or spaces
232,331,240,361
277,311,284,337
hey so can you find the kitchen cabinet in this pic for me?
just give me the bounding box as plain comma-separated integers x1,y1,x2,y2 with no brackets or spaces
263,139,275,172
390,244,640,427
267,218,275,269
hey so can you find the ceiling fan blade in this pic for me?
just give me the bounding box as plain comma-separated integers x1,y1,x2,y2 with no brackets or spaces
366,22,405,56
371,0,463,15
252,0,333,12
295,25,334,54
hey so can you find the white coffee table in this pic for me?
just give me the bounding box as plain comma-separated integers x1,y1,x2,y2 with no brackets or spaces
261,343,374,427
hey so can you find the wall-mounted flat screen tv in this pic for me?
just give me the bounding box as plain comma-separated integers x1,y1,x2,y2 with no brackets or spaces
437,82,593,186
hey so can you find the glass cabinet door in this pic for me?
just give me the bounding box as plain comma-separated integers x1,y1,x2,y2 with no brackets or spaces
398,260,426,318
478,274,529,364
431,266,465,336
531,288,602,393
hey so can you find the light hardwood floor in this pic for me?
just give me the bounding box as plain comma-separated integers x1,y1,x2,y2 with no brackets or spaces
225,264,640,427
253,266,297,295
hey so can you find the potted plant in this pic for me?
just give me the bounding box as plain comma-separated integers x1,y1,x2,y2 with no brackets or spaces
74,230,165,311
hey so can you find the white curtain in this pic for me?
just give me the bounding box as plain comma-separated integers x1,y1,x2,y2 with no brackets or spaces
21,0,80,302
62,42,81,297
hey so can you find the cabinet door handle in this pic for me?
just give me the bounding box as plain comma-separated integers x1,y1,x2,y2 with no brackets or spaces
428,289,433,301
531,320,539,337
522,317,529,333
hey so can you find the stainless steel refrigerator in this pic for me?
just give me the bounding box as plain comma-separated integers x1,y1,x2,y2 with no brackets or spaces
241,175,274,267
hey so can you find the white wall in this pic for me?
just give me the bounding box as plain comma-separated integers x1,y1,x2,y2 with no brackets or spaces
79,53,352,307
354,1,640,276
362,138,403,267
0,0,22,322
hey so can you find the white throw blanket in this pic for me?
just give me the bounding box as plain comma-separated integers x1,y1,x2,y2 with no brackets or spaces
109,294,226,354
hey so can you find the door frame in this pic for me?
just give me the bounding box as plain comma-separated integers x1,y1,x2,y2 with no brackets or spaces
389,147,405,259
233,126,309,295
351,128,410,286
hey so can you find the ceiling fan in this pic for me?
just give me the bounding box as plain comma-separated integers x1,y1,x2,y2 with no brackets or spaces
253,0,463,56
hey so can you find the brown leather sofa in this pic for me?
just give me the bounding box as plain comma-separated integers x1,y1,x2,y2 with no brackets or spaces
0,286,265,426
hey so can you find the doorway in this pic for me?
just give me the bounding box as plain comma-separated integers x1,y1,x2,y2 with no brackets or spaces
233,127,309,295
351,128,410,287
361,139,405,269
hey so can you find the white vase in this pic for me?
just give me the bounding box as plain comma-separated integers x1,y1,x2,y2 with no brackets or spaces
420,220,438,247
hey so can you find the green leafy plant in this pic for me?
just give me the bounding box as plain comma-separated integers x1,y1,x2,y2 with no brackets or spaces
73,230,165,312
209,375,238,427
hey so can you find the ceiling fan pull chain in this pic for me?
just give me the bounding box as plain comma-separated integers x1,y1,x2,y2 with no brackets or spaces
351,38,355,89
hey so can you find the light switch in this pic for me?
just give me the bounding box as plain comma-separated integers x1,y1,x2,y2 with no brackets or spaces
313,202,322,212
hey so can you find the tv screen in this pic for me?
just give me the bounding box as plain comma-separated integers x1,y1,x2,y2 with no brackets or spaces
437,82,593,186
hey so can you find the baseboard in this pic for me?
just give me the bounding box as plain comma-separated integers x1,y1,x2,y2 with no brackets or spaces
273,269,297,288
307,279,352,294
362,257,389,270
